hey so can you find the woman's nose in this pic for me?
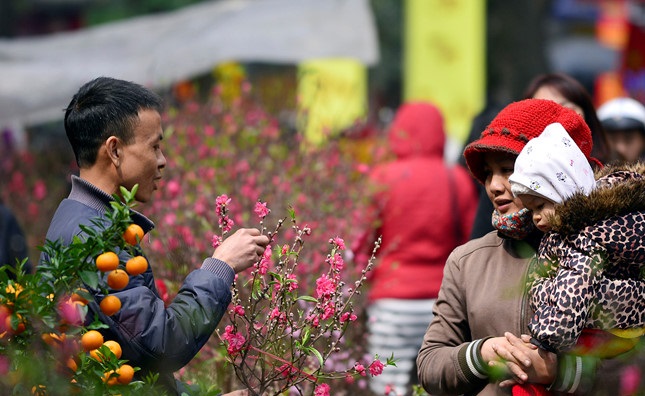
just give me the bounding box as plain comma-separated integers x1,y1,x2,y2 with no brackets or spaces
489,173,506,193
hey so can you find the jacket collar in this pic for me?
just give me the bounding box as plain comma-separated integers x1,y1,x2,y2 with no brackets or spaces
68,175,155,234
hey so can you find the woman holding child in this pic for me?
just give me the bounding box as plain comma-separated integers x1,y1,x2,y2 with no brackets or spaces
416,99,645,395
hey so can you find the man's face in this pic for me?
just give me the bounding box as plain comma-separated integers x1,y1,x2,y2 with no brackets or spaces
607,129,645,162
118,109,166,203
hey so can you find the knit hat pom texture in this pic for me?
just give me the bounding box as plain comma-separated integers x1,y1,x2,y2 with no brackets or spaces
463,99,598,184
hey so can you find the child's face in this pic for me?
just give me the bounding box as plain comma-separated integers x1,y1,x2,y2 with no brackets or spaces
517,194,555,233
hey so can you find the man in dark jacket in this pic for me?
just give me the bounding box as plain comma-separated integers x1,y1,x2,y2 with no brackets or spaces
42,77,269,395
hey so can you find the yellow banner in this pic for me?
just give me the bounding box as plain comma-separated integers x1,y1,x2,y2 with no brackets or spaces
297,59,367,145
404,0,486,144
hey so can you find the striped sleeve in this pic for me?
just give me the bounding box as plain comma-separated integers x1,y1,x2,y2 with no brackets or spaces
549,354,598,394
457,338,491,381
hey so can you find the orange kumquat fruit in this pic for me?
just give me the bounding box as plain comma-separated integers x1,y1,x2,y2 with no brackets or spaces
103,340,122,359
125,256,148,276
66,357,78,372
90,339,122,361
103,370,118,386
70,289,89,305
99,295,122,316
116,364,135,384
81,330,104,352
5,313,25,335
107,269,129,290
96,252,120,272
123,224,144,246
42,332,66,346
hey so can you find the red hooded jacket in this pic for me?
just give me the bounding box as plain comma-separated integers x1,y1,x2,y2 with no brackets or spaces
362,102,477,301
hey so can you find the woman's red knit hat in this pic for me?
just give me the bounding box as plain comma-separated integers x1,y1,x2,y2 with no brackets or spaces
463,98,602,184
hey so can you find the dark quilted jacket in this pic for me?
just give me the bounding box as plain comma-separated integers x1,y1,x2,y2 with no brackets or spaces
42,176,234,394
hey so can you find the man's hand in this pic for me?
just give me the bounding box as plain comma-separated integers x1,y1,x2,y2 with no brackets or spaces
212,228,270,273
486,333,557,388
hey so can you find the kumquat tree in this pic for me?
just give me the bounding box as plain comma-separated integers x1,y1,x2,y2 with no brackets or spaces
0,186,165,395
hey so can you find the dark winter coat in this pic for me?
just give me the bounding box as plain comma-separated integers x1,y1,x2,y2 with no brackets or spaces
42,176,234,394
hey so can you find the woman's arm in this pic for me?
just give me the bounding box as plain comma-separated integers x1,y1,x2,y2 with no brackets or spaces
417,251,490,394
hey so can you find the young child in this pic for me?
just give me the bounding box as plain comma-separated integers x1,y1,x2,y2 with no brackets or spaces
509,122,645,356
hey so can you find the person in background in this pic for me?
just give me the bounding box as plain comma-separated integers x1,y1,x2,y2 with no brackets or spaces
508,122,645,396
597,96,645,162
0,202,31,277
523,72,613,164
41,77,269,395
353,101,477,396
0,125,32,277
416,99,644,395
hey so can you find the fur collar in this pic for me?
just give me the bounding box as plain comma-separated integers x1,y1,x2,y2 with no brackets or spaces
550,161,645,235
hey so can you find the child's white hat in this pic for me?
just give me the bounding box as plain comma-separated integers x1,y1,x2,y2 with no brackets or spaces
509,122,596,204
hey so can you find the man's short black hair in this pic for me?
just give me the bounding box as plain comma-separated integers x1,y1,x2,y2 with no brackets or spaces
64,77,164,168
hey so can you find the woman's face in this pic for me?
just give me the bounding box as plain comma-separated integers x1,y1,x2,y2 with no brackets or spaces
482,151,524,215
532,85,584,117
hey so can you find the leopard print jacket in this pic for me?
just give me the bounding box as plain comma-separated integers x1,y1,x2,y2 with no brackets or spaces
527,161,645,353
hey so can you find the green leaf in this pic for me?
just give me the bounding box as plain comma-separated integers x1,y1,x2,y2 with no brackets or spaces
301,328,310,344
296,296,318,303
79,270,100,289
251,278,264,299
268,271,283,283
88,314,110,330
386,353,398,366
118,184,138,203
309,348,324,366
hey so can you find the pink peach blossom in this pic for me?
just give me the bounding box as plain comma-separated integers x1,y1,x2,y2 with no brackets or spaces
314,383,330,396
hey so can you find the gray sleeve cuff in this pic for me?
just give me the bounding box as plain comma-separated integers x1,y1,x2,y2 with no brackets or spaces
200,257,235,285
550,354,599,394
458,338,491,381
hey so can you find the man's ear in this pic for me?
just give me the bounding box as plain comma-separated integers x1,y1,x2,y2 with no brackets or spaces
105,136,122,166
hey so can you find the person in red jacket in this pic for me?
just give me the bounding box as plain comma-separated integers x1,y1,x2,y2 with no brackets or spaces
353,101,477,395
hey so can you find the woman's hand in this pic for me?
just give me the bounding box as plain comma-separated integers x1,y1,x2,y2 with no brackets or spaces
486,333,557,387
